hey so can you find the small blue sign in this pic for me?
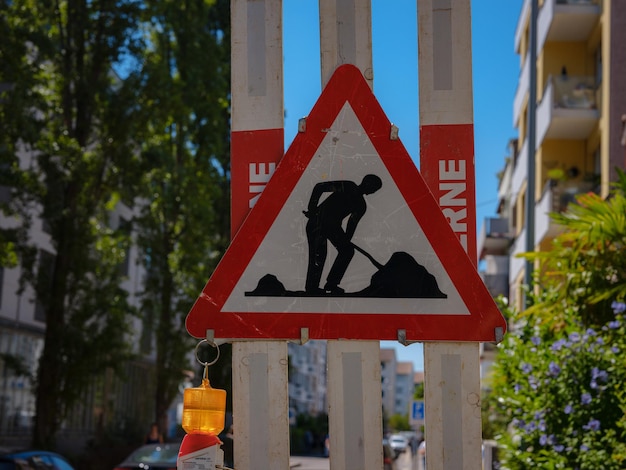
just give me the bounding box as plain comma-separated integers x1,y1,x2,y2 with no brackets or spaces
412,400,425,421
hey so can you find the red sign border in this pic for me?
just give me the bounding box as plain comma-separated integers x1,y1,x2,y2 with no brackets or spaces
186,64,506,342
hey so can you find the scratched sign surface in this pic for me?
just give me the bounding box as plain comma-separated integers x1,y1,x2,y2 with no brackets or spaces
186,65,506,342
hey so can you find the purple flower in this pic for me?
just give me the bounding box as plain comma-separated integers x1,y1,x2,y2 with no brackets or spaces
569,332,581,343
592,367,608,382
528,375,538,390
611,301,626,313
554,444,564,452
581,393,592,405
581,444,589,451
539,434,548,445
583,418,600,431
551,339,567,351
521,362,533,374
564,404,573,414
548,361,561,377
608,320,621,329
612,346,620,354
531,336,541,346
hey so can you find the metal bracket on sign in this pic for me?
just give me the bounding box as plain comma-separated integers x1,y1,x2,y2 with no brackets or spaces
204,329,229,346
494,326,504,344
390,124,399,140
397,329,419,346
288,327,309,345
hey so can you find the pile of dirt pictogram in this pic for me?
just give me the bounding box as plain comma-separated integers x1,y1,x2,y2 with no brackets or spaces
245,250,446,299
354,251,447,298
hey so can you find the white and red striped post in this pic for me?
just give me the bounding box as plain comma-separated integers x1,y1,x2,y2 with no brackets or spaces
319,1,383,468
230,1,289,469
418,0,483,469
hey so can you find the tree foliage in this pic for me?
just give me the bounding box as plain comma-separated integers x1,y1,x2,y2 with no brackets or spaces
518,170,626,327
1,0,145,448
487,172,626,469
130,0,231,430
0,0,231,448
388,413,411,432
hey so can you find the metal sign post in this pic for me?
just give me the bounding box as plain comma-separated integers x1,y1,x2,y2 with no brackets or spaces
418,0,483,468
230,1,288,469
319,2,383,468
186,1,505,468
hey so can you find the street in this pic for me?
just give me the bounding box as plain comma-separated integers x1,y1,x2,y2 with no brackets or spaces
289,449,418,470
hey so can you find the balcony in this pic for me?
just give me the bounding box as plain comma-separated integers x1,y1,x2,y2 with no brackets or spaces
536,75,599,145
534,178,598,243
478,217,511,259
481,273,510,299
511,138,528,199
538,0,600,50
509,227,527,286
513,52,531,127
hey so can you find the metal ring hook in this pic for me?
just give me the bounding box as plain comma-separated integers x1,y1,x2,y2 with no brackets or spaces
194,339,220,369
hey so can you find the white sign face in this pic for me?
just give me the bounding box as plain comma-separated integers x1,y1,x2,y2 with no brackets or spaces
222,103,469,315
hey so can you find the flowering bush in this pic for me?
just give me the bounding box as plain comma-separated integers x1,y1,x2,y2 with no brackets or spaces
491,301,626,469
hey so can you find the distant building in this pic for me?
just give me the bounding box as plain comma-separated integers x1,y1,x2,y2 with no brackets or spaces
380,348,397,419
394,361,414,417
288,341,327,416
479,0,626,312
0,173,155,447
478,0,626,387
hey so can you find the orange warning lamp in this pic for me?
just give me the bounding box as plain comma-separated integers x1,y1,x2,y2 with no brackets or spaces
182,340,226,435
177,340,227,470
182,375,226,435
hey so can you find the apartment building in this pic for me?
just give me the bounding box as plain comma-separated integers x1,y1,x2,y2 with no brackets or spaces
380,348,397,419
394,361,415,417
479,0,626,311
288,340,327,417
0,161,155,446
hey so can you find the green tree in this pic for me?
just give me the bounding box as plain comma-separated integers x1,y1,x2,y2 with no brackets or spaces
388,413,411,432
413,381,424,399
0,0,144,448
488,171,626,469
130,0,231,431
520,170,626,327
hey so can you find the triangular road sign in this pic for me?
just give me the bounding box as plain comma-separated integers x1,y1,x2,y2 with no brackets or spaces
186,64,506,342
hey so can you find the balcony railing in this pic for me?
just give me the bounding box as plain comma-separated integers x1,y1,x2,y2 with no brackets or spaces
482,273,510,299
536,75,599,144
552,75,597,110
549,178,598,211
535,178,599,242
478,218,512,259
538,0,601,49
556,0,598,5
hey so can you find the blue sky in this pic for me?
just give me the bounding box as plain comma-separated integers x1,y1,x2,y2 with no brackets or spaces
282,1,522,371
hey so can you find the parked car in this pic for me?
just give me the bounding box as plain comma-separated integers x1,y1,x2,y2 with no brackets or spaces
382,440,397,470
113,443,179,470
0,450,75,470
388,434,409,457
